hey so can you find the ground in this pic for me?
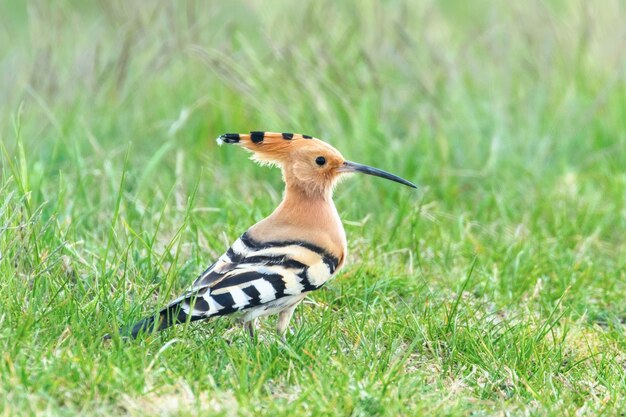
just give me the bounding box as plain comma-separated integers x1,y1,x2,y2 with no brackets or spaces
1,1,625,416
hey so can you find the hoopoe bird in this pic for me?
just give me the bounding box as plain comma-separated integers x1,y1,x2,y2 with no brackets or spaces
122,132,416,339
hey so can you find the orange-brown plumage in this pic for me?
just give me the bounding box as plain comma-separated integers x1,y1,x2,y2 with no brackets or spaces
218,131,418,275
222,132,347,196
220,132,350,265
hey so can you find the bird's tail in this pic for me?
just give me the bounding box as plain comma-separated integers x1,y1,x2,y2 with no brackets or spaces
127,304,184,338
116,295,205,339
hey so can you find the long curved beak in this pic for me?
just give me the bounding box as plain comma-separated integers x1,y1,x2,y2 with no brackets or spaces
339,161,417,189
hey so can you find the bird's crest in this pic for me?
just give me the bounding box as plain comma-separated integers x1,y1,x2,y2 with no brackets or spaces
217,131,316,146
216,131,334,167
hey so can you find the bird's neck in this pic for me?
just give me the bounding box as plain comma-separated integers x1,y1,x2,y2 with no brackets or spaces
282,182,334,210
275,184,338,228
247,183,347,263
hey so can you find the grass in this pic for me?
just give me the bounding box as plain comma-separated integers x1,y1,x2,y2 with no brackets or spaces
1,0,625,415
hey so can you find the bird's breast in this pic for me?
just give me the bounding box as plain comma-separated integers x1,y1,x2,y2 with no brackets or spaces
248,197,347,267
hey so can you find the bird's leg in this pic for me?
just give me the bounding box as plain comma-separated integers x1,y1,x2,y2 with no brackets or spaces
277,303,299,342
244,318,257,340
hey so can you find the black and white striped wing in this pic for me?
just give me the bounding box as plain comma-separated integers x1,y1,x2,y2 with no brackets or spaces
183,232,340,316
127,233,339,337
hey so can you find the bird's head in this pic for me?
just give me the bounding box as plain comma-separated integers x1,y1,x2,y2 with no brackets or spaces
217,132,416,197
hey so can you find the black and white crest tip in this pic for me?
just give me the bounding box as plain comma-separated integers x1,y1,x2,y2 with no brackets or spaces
217,133,240,144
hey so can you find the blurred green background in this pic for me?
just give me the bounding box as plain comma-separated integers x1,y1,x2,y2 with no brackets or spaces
1,1,625,415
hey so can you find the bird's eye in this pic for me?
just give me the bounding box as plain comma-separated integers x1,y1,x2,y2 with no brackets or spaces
315,156,326,166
